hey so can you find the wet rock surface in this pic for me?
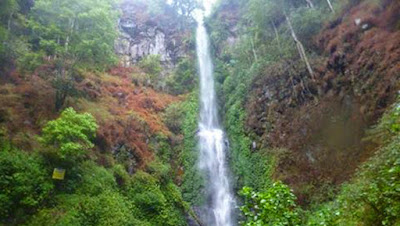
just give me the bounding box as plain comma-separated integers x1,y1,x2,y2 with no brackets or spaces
115,1,188,67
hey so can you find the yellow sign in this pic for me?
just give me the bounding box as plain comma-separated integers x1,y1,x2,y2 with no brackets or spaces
52,168,66,180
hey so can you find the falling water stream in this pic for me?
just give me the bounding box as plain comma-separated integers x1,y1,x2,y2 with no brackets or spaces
196,13,235,226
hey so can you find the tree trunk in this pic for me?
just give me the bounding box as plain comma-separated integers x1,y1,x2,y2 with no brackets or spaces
271,20,282,54
305,0,314,8
189,208,205,226
250,36,258,62
7,12,14,31
65,19,75,52
326,0,335,12
285,14,315,80
65,36,70,52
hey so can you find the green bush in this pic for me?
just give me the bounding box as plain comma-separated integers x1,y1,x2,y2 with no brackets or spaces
111,164,130,187
239,182,301,226
123,170,187,225
79,191,136,226
163,103,185,134
0,150,53,222
75,161,117,195
16,51,45,73
137,54,164,90
39,107,98,160
27,160,187,226
139,55,162,78
368,98,400,142
166,58,197,95
29,192,143,226
125,171,167,215
145,160,171,184
178,93,207,205
305,202,340,226
338,136,400,225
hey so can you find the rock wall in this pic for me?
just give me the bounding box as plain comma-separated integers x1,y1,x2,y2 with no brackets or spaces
115,1,188,67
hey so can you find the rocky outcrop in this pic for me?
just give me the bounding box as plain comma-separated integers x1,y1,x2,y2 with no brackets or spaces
115,1,188,67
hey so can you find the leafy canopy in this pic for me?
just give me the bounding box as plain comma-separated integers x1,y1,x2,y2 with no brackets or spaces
28,0,119,69
240,182,301,226
40,107,98,160
0,150,53,221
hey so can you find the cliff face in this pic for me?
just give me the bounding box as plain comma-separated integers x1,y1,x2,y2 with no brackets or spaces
247,2,400,197
115,1,189,68
209,0,400,205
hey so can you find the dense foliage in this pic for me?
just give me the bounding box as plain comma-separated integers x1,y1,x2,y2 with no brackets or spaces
167,57,198,95
240,182,300,225
26,0,119,70
0,0,33,70
0,0,196,224
0,150,53,222
176,93,206,205
0,107,190,225
138,55,163,87
0,0,399,225
40,107,98,160
208,0,400,225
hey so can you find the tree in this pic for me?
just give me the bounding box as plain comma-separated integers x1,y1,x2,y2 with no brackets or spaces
245,0,315,79
52,59,79,111
39,107,98,160
286,13,315,80
138,54,163,88
325,0,335,12
0,0,17,30
269,0,316,80
239,182,301,225
171,0,199,20
29,0,119,68
0,0,32,70
0,150,53,221
27,0,119,109
305,0,314,8
166,58,197,95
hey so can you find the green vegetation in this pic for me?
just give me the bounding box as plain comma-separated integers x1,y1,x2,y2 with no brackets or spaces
224,95,274,190
40,108,98,160
136,55,197,94
0,150,53,221
138,55,163,88
175,93,206,205
28,0,119,70
0,0,399,224
240,182,300,225
236,98,400,225
167,57,198,95
0,107,189,225
208,0,400,224
0,0,120,109
0,0,33,70
0,0,195,224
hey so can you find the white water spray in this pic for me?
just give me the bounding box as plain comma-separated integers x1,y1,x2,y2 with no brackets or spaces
196,13,235,226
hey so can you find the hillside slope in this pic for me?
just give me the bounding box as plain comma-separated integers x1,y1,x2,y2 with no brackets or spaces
207,0,399,224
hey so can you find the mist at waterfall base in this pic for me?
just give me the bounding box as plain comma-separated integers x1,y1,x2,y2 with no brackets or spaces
195,12,235,226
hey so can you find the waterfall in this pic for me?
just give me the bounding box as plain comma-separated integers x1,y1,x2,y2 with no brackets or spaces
196,13,235,226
